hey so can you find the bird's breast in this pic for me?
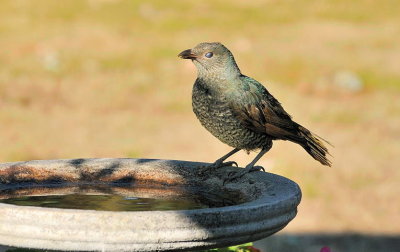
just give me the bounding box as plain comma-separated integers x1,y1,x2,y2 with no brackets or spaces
191,81,268,150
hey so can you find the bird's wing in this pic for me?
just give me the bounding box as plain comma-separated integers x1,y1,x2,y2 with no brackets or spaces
229,76,301,141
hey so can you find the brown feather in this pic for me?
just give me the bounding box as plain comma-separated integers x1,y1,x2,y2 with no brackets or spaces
229,78,331,166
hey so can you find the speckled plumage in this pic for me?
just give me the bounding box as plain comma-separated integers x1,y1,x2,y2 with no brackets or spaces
192,77,270,151
179,42,331,175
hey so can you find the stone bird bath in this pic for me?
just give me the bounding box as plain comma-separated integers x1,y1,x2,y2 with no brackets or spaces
0,158,301,251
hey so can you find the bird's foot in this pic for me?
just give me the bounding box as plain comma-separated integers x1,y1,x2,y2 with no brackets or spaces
197,160,238,176
223,165,264,184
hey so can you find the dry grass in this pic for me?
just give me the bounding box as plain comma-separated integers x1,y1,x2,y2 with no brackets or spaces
0,0,399,237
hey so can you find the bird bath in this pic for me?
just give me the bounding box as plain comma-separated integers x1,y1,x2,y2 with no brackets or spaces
0,158,301,251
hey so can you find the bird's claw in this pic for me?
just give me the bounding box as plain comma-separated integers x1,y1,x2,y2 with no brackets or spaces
223,165,264,184
197,160,238,176
222,161,238,167
252,166,265,172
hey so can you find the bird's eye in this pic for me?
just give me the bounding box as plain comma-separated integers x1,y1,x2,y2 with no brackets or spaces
205,52,213,58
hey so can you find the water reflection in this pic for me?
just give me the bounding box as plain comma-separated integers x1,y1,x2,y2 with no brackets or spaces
0,183,239,211
0,193,208,211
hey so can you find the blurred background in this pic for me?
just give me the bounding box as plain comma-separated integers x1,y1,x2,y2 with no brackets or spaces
0,0,399,251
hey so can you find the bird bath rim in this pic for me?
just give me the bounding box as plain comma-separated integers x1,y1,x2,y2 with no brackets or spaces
0,158,301,251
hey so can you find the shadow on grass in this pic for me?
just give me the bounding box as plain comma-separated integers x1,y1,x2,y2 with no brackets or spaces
253,233,400,252
2,233,398,252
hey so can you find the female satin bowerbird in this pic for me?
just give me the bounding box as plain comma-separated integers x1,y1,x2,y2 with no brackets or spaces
179,42,331,180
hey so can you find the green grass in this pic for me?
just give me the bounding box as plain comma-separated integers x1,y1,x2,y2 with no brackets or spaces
1,0,399,90
358,70,400,91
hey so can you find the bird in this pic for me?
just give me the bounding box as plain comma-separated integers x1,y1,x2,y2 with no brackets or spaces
178,42,331,180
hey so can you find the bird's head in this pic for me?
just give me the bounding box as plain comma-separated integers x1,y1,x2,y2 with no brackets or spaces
178,42,241,80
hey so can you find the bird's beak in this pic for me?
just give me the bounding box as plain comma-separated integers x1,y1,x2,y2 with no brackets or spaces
178,49,197,60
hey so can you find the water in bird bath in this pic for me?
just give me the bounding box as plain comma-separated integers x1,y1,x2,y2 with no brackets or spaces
0,193,209,211
0,184,238,211
0,194,208,211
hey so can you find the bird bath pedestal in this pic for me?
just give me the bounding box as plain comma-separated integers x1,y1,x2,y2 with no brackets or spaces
0,158,301,251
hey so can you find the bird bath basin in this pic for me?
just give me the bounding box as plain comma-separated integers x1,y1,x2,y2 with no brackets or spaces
0,158,301,251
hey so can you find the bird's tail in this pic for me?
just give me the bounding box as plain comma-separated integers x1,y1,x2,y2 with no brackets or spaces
296,124,332,166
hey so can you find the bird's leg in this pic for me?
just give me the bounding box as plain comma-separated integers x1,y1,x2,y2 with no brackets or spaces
225,143,272,182
198,148,240,175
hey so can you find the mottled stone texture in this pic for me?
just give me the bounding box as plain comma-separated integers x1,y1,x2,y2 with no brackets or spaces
0,158,301,251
